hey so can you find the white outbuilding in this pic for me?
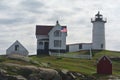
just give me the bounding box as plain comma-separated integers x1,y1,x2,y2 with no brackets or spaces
6,40,29,56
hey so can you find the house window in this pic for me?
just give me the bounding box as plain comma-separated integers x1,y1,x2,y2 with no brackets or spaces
15,45,19,51
39,42,43,45
54,30,61,37
54,40,61,47
39,42,44,49
79,44,82,49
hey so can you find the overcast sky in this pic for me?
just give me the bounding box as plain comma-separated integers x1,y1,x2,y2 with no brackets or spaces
0,0,120,55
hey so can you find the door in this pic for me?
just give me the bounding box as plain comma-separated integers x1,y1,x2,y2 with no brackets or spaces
44,42,49,54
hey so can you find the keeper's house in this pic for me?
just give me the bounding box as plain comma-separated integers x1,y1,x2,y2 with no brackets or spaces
36,21,67,55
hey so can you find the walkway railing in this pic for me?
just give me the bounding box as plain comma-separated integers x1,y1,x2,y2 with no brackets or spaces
49,52,92,59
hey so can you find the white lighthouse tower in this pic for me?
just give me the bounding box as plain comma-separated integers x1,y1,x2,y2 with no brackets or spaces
91,11,107,50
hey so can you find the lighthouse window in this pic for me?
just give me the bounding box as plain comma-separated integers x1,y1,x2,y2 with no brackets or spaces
100,16,102,18
39,42,43,45
39,42,44,49
95,16,98,18
101,44,103,48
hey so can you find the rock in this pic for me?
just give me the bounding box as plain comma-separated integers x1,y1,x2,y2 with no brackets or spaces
14,75,27,80
38,68,61,80
0,69,27,80
57,69,75,80
28,74,42,80
41,62,50,67
68,72,76,79
0,69,7,75
0,62,96,80
7,75,27,80
0,69,7,80
61,69,68,74
1,63,62,80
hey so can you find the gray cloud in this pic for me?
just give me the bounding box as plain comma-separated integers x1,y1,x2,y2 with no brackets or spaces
0,3,9,11
0,0,120,55
20,0,45,13
0,17,37,25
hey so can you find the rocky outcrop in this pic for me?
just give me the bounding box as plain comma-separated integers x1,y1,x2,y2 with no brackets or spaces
57,69,96,80
0,63,62,80
38,68,61,80
0,63,96,80
0,69,27,80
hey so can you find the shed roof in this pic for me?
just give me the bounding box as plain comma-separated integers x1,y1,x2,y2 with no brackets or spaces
97,55,112,64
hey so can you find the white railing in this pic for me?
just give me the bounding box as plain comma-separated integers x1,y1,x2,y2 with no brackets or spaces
49,52,92,59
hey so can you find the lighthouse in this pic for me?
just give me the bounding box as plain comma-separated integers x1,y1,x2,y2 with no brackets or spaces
91,11,107,50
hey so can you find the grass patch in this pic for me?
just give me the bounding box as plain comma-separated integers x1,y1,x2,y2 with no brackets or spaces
0,50,120,79
30,50,120,76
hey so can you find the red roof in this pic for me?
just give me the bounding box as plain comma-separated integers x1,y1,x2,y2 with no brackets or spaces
36,25,67,35
97,56,112,64
36,25,54,35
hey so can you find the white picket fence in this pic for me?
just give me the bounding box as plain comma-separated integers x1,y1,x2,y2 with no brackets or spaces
49,52,92,59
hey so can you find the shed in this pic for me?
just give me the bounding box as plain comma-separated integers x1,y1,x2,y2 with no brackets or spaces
6,40,29,56
97,56,112,74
